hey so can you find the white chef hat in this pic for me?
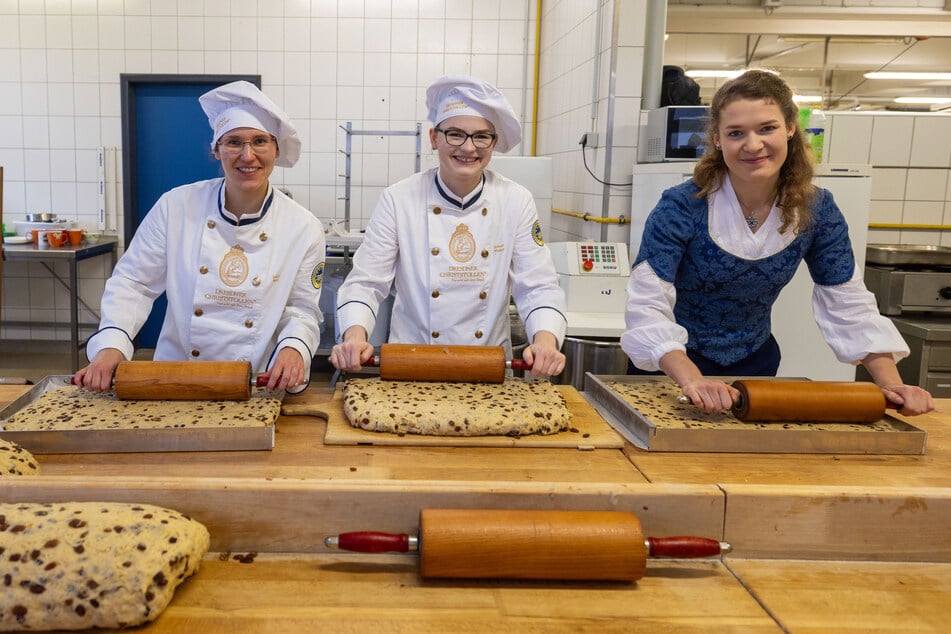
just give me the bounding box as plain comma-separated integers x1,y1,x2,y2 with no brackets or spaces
425,75,521,153
199,80,301,168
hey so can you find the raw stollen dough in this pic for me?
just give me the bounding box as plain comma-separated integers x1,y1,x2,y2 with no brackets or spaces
3,385,280,431
0,438,40,476
343,377,572,436
0,501,210,631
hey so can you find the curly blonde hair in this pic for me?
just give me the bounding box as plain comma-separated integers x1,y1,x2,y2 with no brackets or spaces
693,69,816,233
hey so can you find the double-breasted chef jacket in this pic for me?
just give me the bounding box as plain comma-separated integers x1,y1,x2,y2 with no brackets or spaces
336,168,567,356
86,178,325,392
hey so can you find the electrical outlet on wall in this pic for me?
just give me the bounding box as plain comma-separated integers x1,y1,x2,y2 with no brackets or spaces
579,132,599,148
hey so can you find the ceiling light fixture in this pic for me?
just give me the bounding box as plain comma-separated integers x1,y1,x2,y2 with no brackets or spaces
793,95,822,103
686,69,780,80
865,72,951,80
893,97,951,104
685,70,746,79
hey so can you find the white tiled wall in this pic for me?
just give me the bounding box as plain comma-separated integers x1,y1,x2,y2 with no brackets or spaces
826,112,951,248
535,0,646,248
0,0,539,342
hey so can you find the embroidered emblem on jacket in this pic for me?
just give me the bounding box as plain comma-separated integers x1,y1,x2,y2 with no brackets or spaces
219,245,250,287
312,261,325,290
449,224,476,263
532,221,545,246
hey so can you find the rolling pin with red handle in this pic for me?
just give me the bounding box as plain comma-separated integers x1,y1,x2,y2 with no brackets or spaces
73,360,271,401
361,343,532,383
324,509,731,582
679,379,896,423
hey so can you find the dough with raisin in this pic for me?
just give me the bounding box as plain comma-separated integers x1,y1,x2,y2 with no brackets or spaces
4,385,280,431
0,501,210,631
343,377,572,436
0,438,40,476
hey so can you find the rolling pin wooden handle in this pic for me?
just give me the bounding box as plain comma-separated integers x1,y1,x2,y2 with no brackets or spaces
325,532,417,553
646,536,732,558
508,359,532,371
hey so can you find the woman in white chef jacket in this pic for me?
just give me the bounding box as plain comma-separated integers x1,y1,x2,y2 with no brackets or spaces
331,75,567,377
74,81,325,394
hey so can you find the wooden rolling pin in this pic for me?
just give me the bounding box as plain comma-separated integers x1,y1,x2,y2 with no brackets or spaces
101,360,267,401
324,509,731,582
363,344,532,383
731,379,890,423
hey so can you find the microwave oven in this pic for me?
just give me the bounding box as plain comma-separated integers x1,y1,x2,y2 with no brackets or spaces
640,106,710,163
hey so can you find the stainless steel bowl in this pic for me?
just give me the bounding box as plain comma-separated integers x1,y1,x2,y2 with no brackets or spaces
25,213,57,222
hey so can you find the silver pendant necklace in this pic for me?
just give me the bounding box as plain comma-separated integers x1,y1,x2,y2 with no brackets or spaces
745,214,759,230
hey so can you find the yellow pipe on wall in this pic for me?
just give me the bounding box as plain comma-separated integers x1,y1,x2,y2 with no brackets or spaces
531,0,542,157
869,223,951,230
552,208,627,225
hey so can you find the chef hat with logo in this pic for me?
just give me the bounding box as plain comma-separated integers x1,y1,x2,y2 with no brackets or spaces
425,75,522,153
199,80,301,168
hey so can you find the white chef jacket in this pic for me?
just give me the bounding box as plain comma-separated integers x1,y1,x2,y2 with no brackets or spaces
87,178,325,392
336,168,567,355
621,176,908,371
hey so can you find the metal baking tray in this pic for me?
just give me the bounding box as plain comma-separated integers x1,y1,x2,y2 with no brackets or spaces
865,243,951,267
0,376,275,454
582,374,927,454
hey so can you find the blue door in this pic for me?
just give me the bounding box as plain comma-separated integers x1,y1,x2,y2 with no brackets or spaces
127,77,258,347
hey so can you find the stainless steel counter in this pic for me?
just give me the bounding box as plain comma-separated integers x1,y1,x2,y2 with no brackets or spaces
2,237,118,371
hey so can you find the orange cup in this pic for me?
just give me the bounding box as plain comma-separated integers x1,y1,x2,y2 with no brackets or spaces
30,229,40,244
68,229,85,246
46,230,69,248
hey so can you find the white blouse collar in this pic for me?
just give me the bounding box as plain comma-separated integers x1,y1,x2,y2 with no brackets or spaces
707,174,796,259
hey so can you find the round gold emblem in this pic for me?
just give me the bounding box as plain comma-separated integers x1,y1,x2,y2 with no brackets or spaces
449,223,476,263
219,245,249,287
532,220,545,246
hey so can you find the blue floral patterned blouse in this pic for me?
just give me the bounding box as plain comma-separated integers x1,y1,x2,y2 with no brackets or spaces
634,180,855,366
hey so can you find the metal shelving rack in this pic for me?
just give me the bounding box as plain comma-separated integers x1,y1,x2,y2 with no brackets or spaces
338,121,422,233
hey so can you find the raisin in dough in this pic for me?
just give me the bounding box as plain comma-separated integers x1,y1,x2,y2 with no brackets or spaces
0,502,210,631
0,438,40,476
343,377,572,436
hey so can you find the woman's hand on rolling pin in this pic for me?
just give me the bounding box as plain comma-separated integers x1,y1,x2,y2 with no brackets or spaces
73,348,124,392
879,384,934,416
861,353,935,416
260,347,305,392
524,331,566,377
679,378,740,415
658,350,739,414
330,326,374,372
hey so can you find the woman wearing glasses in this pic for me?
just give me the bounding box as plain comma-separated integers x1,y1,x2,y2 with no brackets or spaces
331,75,567,377
75,81,325,394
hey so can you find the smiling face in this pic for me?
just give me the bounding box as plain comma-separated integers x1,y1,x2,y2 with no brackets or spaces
713,98,794,192
429,115,497,197
213,127,279,206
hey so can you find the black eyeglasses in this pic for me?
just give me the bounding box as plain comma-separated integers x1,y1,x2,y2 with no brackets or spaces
435,128,497,149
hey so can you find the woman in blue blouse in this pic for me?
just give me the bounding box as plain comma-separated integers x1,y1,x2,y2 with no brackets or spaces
622,70,933,416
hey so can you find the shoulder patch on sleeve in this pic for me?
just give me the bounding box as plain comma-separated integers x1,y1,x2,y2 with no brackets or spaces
311,261,324,290
532,220,545,246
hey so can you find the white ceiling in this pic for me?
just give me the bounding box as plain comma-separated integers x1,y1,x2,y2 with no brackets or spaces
663,1,951,110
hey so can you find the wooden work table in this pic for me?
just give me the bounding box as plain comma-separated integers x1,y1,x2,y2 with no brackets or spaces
1,384,949,631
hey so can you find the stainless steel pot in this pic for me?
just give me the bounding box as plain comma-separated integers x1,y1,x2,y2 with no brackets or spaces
25,212,57,222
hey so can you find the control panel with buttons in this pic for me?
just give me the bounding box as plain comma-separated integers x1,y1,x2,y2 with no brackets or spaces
549,242,630,277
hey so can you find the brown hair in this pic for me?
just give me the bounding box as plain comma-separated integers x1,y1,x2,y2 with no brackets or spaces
693,69,816,233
